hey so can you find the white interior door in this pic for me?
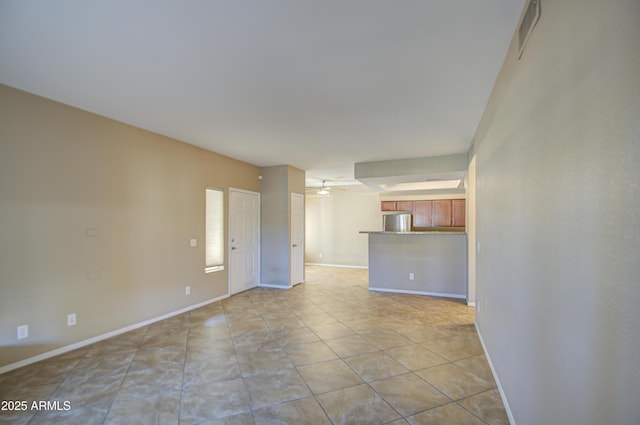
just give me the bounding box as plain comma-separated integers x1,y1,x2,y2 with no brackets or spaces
229,189,260,294
290,192,304,286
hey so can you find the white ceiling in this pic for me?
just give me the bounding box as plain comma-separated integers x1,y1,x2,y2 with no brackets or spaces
0,0,524,186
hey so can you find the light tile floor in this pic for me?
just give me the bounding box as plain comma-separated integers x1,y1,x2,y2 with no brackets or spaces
0,266,509,425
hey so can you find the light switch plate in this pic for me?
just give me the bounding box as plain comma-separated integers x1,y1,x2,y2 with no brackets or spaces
67,313,77,326
17,324,28,340
190,239,197,247
86,228,100,237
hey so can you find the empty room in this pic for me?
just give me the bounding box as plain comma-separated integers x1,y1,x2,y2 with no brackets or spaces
1,1,639,425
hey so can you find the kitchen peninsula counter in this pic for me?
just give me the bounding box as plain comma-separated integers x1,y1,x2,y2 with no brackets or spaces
360,230,465,235
360,231,467,300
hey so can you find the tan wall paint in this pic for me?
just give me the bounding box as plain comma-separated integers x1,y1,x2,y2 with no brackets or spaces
0,84,260,368
305,185,380,267
259,165,304,287
287,166,305,283
473,1,640,424
260,165,289,287
287,165,305,196
305,186,468,268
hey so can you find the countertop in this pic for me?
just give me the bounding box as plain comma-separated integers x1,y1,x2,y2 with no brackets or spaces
360,230,466,235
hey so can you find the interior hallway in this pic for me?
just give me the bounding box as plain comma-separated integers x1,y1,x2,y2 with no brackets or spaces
0,266,508,424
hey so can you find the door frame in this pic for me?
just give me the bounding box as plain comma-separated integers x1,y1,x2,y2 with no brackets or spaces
228,187,261,295
290,192,305,287
466,156,476,307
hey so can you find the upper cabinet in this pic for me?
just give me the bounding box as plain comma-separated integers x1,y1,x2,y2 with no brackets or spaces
382,201,413,211
396,201,413,211
413,201,433,227
381,199,465,228
432,200,452,227
381,201,397,211
452,199,466,227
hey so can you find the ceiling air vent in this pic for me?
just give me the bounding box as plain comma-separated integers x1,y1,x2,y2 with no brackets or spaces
518,0,541,58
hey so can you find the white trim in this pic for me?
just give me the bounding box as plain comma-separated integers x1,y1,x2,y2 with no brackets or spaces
228,188,261,295
205,265,224,274
205,187,225,270
228,187,261,196
369,287,466,300
475,322,517,425
306,262,368,270
290,192,305,286
467,301,476,307
259,283,290,289
0,294,228,375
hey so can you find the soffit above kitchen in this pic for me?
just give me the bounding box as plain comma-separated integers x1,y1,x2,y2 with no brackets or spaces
355,154,467,196
0,1,525,186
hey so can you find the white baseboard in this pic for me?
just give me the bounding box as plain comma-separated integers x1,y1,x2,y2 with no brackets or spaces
305,263,369,270
475,322,516,425
259,283,290,289
369,286,466,300
0,294,228,375
467,301,476,307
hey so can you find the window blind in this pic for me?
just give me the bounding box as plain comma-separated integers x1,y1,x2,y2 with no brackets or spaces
205,188,224,272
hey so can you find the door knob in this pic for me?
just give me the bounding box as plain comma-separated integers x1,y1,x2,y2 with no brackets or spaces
231,247,237,250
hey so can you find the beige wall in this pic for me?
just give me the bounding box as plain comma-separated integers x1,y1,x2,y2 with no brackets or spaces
305,185,380,267
260,165,289,287
305,185,467,268
368,233,467,297
0,84,260,369
472,1,640,424
259,165,305,287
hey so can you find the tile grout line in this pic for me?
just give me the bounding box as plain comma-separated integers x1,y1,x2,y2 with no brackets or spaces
223,296,257,424
99,325,150,425
176,321,193,425
5,267,503,424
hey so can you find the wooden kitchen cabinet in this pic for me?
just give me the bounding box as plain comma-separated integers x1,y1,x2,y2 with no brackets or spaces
413,200,433,227
396,201,413,211
432,200,452,227
382,198,466,228
381,201,397,211
381,201,413,211
452,199,466,227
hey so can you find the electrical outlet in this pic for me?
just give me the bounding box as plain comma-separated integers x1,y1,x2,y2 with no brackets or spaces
190,239,197,247
86,228,100,237
17,324,28,340
67,313,77,326
185,286,191,295
409,272,415,280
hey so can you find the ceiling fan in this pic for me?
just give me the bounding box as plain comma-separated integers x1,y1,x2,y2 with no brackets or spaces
306,180,346,196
